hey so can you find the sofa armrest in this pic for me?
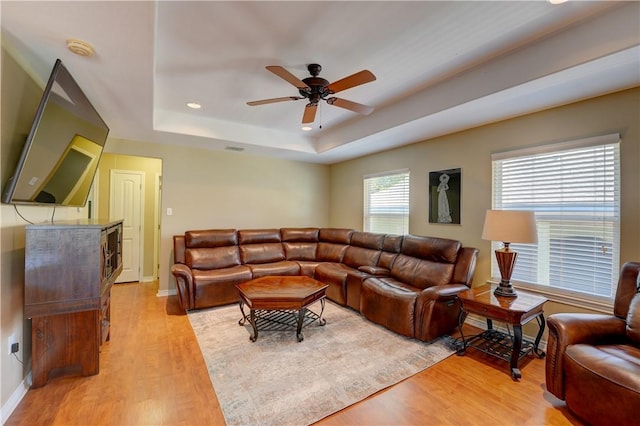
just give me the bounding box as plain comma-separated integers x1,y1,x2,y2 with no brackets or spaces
358,265,390,277
419,283,470,301
546,313,627,399
170,263,195,311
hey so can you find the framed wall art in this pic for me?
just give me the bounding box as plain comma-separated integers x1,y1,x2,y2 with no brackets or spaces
429,168,461,224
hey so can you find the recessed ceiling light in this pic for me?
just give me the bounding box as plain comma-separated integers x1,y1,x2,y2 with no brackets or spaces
187,102,201,109
548,0,568,4
301,126,312,131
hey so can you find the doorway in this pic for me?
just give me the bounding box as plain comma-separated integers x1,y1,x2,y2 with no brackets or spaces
97,154,162,284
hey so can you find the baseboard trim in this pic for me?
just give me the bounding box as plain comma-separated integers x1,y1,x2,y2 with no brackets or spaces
156,288,177,298
140,275,156,283
465,314,548,352
1,372,31,424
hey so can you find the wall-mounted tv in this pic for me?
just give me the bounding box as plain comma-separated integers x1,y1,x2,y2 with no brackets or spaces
2,59,109,206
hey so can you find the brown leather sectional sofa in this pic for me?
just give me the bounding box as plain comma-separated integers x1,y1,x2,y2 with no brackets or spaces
171,227,478,342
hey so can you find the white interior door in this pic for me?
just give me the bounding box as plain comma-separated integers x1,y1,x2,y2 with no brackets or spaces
110,170,143,283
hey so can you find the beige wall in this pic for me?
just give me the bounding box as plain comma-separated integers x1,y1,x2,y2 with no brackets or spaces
96,153,162,280
104,138,331,295
329,87,640,327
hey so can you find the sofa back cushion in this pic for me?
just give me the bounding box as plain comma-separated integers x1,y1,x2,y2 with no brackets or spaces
626,293,640,346
391,254,455,289
390,235,460,289
238,229,281,244
350,232,384,250
376,234,402,269
185,229,237,248
317,242,349,263
186,246,241,270
241,243,286,264
343,246,381,269
283,242,318,261
318,228,353,244
400,234,460,263
281,228,319,242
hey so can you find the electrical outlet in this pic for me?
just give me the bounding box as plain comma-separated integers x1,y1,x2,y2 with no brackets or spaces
11,342,19,354
7,334,16,355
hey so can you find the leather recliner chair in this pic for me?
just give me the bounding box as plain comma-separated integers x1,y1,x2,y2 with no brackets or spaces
545,261,640,425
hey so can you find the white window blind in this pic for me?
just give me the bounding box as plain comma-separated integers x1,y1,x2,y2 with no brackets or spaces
491,134,620,299
363,170,410,234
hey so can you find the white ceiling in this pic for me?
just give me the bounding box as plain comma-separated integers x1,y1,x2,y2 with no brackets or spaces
2,1,639,164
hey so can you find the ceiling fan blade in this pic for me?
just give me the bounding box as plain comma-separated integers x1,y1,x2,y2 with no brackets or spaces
247,96,303,106
302,103,318,124
327,97,374,115
326,70,376,94
266,66,310,91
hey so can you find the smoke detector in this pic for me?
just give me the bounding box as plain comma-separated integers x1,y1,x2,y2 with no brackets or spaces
66,39,95,57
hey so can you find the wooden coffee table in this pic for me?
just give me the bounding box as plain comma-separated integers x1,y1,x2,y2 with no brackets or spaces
236,276,328,342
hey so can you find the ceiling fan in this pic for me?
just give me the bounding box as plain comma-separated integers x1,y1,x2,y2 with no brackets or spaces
247,63,376,125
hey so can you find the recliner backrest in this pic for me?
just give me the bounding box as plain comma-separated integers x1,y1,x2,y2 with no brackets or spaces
614,262,640,319
238,229,285,264
343,232,384,268
184,229,240,270
317,228,354,263
390,234,460,289
281,228,319,260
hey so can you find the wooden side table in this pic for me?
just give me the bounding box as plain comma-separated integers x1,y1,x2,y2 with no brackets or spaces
457,284,547,380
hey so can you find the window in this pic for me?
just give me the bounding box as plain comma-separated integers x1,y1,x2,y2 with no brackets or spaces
491,134,620,301
363,169,410,234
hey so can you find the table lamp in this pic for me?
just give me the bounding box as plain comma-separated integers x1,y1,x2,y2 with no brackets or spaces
481,210,537,297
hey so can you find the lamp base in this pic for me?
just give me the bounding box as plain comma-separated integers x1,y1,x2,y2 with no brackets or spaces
494,282,517,298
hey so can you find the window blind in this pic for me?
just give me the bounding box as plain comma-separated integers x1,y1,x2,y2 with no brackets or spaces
491,134,620,299
363,169,410,234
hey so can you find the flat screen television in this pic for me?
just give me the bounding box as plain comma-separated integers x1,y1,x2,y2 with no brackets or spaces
2,58,109,206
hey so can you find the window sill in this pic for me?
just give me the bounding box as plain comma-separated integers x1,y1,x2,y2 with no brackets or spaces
485,278,614,314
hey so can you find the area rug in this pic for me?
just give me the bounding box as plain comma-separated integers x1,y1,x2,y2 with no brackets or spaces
188,301,456,426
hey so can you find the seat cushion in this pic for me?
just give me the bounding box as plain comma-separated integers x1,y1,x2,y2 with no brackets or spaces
247,261,300,279
360,277,419,338
564,343,640,424
315,263,355,305
192,265,252,308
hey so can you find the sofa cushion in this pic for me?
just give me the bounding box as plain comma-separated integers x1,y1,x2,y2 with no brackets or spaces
626,293,640,345
350,231,384,250
401,234,460,263
185,229,237,248
343,245,381,269
283,242,317,261
564,343,640,423
247,261,300,279
187,246,241,270
390,253,454,290
315,263,355,305
240,243,286,264
361,277,419,338
192,265,252,309
281,227,319,242
317,242,349,263
318,228,353,244
238,229,281,244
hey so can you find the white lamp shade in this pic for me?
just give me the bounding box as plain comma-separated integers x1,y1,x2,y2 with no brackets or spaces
481,210,537,244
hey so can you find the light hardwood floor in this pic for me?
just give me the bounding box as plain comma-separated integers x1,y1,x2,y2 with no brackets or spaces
7,281,583,425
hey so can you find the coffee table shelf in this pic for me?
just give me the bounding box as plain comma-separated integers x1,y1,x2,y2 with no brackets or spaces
239,305,326,340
